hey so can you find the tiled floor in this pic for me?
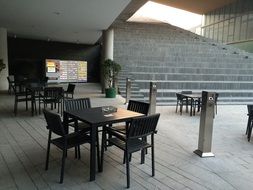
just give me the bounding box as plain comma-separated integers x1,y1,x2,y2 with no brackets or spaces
0,83,252,190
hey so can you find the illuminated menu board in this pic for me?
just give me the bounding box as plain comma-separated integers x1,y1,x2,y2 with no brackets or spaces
46,59,87,83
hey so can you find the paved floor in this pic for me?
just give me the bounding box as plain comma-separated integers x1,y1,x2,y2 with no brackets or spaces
0,83,252,190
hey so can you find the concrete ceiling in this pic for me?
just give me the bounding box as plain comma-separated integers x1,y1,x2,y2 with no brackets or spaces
153,0,236,14
0,0,237,44
0,0,130,44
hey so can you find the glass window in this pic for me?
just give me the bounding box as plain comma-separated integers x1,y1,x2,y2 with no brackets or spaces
218,22,224,42
223,20,229,42
240,15,248,40
234,16,241,41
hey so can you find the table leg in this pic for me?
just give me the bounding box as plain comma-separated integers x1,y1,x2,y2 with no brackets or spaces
31,97,34,116
90,125,96,181
190,98,193,116
197,98,201,112
186,98,189,113
63,112,69,134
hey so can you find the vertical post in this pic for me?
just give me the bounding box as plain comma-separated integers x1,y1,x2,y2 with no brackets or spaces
125,78,131,104
149,82,157,115
0,28,9,92
194,91,216,158
101,28,114,93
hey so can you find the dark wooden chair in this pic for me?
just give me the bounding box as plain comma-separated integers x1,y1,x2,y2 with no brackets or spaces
12,81,32,116
101,114,160,188
64,83,76,99
110,100,150,133
7,75,15,94
40,87,64,114
64,98,100,159
181,91,192,113
175,93,188,115
64,98,91,132
26,83,44,116
246,105,253,141
43,109,91,183
41,76,49,87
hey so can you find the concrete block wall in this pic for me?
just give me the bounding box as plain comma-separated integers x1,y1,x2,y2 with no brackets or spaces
113,21,253,105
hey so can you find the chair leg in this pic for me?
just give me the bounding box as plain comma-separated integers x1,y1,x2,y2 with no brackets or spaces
175,101,178,113
141,149,145,164
60,147,67,183
39,96,41,114
101,127,106,172
151,135,155,176
246,116,251,135
25,94,28,111
78,145,81,159
74,124,78,159
179,104,183,115
14,97,18,116
57,102,60,113
185,98,189,113
126,151,130,188
248,121,253,142
45,132,51,170
141,137,146,164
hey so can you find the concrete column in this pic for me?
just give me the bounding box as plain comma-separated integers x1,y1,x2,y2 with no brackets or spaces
101,28,114,92
0,28,9,92
103,28,114,60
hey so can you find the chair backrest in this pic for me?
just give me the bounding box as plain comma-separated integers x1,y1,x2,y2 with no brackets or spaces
41,77,49,86
215,93,219,103
43,109,66,136
7,75,14,83
127,113,160,139
64,98,91,111
127,100,150,115
44,87,63,99
176,93,184,101
66,83,76,93
247,105,253,114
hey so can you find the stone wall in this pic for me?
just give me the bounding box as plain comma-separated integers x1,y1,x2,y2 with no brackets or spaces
114,21,253,105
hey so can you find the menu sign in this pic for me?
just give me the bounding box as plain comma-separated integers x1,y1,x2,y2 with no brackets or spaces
46,59,87,83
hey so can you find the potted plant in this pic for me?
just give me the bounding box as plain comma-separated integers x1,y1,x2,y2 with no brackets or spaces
102,59,121,98
0,59,5,72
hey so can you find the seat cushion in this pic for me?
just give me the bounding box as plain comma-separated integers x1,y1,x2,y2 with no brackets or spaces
69,121,91,133
51,132,91,149
110,124,126,134
108,137,151,153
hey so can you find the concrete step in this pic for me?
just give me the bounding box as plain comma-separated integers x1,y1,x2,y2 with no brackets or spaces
135,80,253,90
126,72,253,81
125,66,253,75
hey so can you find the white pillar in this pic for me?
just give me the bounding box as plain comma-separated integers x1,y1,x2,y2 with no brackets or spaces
103,28,114,60
101,28,114,92
0,28,8,92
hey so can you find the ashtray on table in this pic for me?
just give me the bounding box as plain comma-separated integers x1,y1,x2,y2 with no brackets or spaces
102,106,117,115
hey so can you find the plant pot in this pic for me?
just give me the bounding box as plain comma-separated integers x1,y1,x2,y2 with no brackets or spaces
105,88,116,98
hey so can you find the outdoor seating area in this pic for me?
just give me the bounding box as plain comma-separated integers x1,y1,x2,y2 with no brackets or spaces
6,76,78,116
0,83,253,189
2,1,253,189
175,91,219,116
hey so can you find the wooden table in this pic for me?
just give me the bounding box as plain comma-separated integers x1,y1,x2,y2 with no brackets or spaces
182,93,202,116
63,107,144,181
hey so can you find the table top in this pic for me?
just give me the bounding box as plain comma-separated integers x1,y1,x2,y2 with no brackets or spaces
64,107,144,126
181,93,202,99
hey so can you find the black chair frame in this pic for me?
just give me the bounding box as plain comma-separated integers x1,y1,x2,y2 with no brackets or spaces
101,113,160,188
43,109,92,183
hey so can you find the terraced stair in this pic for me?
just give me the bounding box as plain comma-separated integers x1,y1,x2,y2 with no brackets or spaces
114,22,253,105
